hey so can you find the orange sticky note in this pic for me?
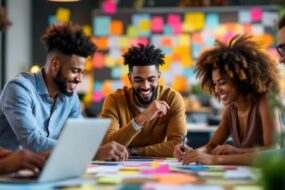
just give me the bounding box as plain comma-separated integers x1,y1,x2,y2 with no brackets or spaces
102,80,113,96
92,37,108,51
92,53,104,68
110,20,123,35
172,76,188,92
152,173,197,185
161,37,172,47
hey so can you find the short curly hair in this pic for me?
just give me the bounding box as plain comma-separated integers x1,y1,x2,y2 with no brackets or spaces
41,23,96,57
195,34,280,100
123,43,165,71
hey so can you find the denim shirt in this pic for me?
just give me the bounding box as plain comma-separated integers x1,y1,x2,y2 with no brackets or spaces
0,69,81,152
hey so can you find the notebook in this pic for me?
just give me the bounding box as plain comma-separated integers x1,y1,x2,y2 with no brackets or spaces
0,118,111,183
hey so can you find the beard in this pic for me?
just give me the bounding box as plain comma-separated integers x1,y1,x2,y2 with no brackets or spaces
53,68,78,97
133,86,158,106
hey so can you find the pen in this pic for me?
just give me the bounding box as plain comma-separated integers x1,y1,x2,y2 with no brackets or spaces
181,134,187,154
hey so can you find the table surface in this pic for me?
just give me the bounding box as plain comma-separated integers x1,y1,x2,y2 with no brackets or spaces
0,158,261,190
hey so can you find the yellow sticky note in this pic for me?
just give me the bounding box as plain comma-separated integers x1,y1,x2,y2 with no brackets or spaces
161,55,171,71
233,186,263,190
83,25,92,37
151,161,160,168
56,7,70,23
104,55,116,68
178,34,191,47
183,12,205,32
127,25,138,37
118,36,129,49
139,20,151,31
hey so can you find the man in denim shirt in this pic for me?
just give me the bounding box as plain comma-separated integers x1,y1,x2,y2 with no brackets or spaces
0,23,128,161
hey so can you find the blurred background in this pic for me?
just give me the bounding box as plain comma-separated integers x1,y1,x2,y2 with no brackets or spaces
1,0,285,147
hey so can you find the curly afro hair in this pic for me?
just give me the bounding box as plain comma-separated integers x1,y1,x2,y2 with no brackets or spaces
41,23,96,57
195,34,280,100
123,43,165,71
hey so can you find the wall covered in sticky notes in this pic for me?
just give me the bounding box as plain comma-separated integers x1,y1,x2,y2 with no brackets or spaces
87,6,279,107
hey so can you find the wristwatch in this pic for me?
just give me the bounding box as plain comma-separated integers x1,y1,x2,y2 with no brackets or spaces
130,147,139,156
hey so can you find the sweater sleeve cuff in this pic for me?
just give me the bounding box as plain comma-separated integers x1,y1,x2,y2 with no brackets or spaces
131,118,143,131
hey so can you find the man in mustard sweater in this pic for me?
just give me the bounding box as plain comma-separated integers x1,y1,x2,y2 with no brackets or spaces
101,44,187,157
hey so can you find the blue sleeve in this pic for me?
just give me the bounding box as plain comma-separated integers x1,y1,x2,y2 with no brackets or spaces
2,81,56,152
68,93,82,118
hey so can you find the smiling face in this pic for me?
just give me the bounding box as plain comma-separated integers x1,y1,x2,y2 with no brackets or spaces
277,27,285,64
128,65,160,106
53,54,86,96
212,69,239,105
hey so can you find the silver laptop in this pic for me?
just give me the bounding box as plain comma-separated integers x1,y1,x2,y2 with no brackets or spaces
0,118,110,183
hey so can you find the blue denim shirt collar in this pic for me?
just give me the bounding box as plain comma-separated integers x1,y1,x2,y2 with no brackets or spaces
35,68,65,102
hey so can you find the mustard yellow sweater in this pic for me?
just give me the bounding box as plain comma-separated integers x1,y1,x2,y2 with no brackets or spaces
100,85,187,157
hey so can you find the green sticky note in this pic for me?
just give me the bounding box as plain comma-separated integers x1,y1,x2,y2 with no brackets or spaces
97,176,122,184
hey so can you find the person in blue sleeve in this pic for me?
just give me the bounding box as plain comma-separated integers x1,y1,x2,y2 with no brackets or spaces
0,22,128,161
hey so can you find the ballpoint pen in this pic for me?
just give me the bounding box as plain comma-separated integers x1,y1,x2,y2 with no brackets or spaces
181,134,187,155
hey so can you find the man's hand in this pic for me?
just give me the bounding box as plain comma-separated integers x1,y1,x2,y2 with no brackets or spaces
0,149,46,175
135,100,170,125
173,144,192,161
95,141,129,161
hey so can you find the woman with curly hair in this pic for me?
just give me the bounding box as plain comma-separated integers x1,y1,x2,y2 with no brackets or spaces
174,34,282,165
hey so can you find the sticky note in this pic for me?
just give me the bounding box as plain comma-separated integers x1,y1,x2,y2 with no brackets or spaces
172,76,187,92
83,25,92,37
250,7,262,22
138,20,151,36
102,80,113,96
184,12,205,32
103,0,117,14
205,13,219,28
151,16,164,33
239,10,251,23
152,173,197,185
92,53,104,68
167,14,181,25
127,25,138,37
92,91,104,103
178,34,191,47
164,24,172,35
110,20,123,35
48,15,56,25
93,81,102,91
104,54,116,67
97,176,122,184
111,67,122,78
56,7,70,23
93,16,110,36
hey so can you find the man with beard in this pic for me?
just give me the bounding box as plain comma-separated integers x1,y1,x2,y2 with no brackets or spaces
101,44,187,157
0,23,128,162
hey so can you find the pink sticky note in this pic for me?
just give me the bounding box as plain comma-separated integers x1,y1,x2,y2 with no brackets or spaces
151,16,164,33
137,37,149,46
103,0,117,14
171,22,182,34
92,91,104,103
167,14,181,25
250,7,262,22
140,165,170,174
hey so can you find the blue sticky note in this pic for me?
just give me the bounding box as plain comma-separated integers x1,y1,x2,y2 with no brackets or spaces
204,38,215,47
205,13,219,28
176,165,210,171
111,67,122,79
192,44,202,59
161,48,172,55
164,24,172,35
238,10,250,23
112,80,123,91
183,68,195,77
93,16,111,36
93,81,102,91
48,15,56,25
